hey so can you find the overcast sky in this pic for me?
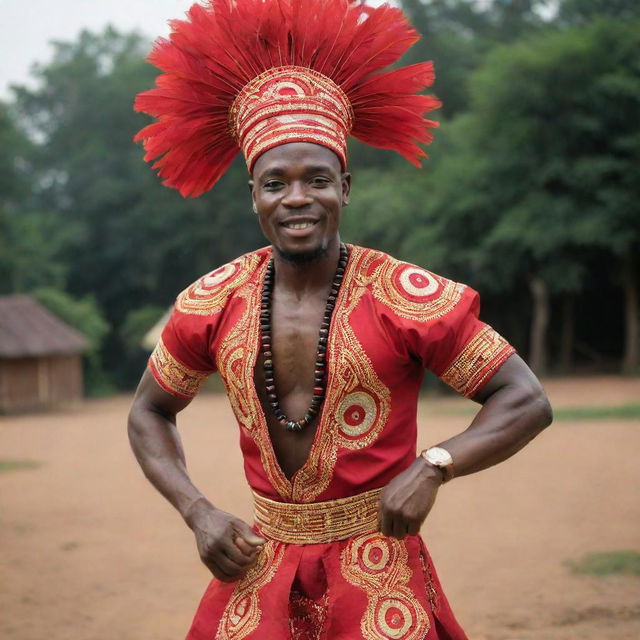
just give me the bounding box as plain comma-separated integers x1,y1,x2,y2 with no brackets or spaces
1,0,396,100
0,0,198,98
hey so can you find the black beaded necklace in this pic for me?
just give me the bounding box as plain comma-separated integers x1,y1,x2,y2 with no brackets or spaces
260,243,349,432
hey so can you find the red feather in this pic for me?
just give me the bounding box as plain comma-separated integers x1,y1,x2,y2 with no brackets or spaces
134,0,440,197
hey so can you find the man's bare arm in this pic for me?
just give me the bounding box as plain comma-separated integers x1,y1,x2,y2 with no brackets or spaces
435,353,552,476
379,354,552,539
128,369,265,581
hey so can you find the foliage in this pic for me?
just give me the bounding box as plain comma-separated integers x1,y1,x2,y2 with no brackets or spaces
469,18,640,262
120,305,166,352
341,165,427,257
399,0,551,118
0,102,29,199
31,287,112,395
397,16,640,369
1,209,69,293
12,27,264,386
0,102,62,293
118,304,167,386
2,4,638,387
32,287,109,350
558,0,640,24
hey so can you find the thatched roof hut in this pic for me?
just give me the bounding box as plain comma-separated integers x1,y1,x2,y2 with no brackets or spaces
0,295,88,412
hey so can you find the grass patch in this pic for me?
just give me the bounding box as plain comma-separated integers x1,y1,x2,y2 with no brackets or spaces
0,459,43,473
554,404,640,421
430,404,640,421
569,551,640,577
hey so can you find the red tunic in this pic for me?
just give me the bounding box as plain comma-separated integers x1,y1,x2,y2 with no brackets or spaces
149,244,515,640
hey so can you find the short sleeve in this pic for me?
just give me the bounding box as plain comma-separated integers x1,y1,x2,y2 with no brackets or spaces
148,305,217,399
420,285,516,397
365,254,516,398
146,251,266,398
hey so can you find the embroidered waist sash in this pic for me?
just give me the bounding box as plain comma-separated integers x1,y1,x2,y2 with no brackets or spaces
253,488,382,544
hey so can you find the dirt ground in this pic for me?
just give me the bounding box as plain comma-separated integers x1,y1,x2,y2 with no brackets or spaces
1,376,639,640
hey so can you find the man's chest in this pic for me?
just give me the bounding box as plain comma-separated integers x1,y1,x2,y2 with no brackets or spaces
267,293,328,393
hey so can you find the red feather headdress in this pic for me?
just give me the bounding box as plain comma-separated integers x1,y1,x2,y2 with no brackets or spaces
134,0,441,197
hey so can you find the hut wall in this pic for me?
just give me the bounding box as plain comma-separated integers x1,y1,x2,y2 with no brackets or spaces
0,355,83,413
0,358,39,412
47,355,83,404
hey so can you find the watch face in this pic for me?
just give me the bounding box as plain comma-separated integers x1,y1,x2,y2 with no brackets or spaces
426,447,452,466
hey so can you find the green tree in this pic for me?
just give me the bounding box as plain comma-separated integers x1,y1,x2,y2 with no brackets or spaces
12,27,264,387
404,18,640,373
0,100,27,291
557,0,640,24
399,0,551,118
340,165,427,257
0,102,67,292
32,287,111,394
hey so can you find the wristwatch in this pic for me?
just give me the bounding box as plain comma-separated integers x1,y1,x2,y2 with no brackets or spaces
420,446,455,483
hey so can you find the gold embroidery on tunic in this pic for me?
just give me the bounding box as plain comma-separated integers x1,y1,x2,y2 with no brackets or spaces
341,534,430,640
369,254,464,322
216,258,291,501
216,540,285,640
440,325,514,397
289,590,329,640
149,337,211,398
420,552,439,614
291,246,391,503
176,252,261,316
218,246,391,503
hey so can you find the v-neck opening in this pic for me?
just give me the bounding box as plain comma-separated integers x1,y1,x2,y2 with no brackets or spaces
247,244,354,501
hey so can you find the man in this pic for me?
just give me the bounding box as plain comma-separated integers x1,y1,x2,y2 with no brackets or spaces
129,1,552,638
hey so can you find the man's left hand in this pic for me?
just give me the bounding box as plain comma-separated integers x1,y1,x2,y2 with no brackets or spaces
378,457,443,539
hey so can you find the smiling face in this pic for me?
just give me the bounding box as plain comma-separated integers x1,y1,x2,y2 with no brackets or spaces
250,143,351,264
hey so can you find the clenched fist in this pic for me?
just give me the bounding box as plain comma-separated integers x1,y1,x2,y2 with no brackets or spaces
378,456,443,539
185,498,266,582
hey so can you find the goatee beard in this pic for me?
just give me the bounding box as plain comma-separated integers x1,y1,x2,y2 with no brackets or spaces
275,245,329,267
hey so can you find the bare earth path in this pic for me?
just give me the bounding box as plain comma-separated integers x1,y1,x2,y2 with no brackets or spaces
1,376,638,640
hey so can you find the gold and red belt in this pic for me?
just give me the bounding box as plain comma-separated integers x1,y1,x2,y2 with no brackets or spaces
253,488,382,544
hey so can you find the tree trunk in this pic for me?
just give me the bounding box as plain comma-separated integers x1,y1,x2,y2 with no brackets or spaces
621,251,639,374
559,295,574,373
528,277,549,374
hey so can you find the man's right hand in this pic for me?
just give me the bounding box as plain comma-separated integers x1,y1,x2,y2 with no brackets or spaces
185,498,266,582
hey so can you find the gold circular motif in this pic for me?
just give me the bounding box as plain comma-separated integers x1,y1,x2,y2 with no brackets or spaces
362,540,391,571
371,256,462,323
176,252,262,315
397,267,439,298
377,598,413,639
199,262,238,291
337,391,377,437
